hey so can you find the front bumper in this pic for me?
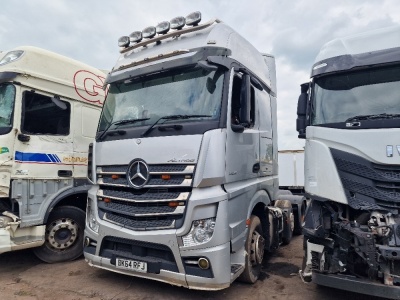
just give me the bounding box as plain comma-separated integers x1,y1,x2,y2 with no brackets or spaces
313,272,400,299
84,233,231,290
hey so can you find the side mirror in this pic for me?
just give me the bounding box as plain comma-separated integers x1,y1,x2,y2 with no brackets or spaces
51,95,67,110
296,82,309,139
231,124,245,133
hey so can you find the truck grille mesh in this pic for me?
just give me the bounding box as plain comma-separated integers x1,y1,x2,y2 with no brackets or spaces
330,148,400,210
96,163,194,230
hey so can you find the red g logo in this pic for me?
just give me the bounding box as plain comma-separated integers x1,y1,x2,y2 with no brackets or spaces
73,70,107,105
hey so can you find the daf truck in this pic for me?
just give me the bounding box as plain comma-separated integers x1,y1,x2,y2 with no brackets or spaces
84,12,305,290
297,26,400,298
0,46,106,263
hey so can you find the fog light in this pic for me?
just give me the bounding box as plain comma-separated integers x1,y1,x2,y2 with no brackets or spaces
118,36,130,48
198,258,210,269
84,237,91,247
129,31,143,43
143,26,156,39
156,21,170,35
186,11,201,26
170,16,185,30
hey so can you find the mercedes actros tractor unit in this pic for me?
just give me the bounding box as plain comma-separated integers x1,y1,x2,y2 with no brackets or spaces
84,12,305,290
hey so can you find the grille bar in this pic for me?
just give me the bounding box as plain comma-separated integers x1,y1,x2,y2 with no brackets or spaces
98,189,189,202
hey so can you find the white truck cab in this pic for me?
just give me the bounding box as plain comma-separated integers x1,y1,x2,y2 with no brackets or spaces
297,26,400,298
0,46,106,262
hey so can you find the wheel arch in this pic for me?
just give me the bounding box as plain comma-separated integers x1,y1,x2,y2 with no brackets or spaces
44,185,90,223
248,189,271,246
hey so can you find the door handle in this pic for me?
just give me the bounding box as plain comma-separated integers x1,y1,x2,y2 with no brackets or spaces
58,170,73,177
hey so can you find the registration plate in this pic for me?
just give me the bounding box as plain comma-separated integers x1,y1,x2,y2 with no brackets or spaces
116,258,147,273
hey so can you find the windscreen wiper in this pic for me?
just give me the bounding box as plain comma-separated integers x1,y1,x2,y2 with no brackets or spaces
97,118,150,141
141,114,212,137
345,113,400,122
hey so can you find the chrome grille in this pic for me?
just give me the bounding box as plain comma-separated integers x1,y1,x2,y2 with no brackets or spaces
97,163,194,230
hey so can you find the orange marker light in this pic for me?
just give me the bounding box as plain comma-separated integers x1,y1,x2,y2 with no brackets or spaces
168,201,179,207
104,198,111,203
246,219,251,226
111,174,119,179
162,174,171,180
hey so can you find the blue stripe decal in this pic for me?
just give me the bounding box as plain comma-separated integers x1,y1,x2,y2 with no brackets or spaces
15,151,61,163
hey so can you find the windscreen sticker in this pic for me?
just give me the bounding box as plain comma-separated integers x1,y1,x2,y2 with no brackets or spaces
0,147,9,154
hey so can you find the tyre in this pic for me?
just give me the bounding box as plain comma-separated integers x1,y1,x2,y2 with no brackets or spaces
282,207,294,245
293,201,306,235
33,206,85,263
238,215,265,283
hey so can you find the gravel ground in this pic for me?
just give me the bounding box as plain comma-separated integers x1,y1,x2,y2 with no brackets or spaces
0,235,387,300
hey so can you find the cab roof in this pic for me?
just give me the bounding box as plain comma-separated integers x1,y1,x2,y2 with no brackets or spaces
0,46,107,106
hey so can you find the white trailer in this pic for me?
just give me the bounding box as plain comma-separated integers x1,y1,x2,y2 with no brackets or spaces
0,46,106,262
278,150,304,194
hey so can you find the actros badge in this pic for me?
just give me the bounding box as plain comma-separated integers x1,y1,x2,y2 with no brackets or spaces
127,159,149,189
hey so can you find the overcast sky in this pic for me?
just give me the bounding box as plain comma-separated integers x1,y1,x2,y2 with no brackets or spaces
1,0,399,150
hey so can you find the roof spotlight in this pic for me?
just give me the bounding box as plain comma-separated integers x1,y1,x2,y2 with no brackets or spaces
186,11,201,26
143,26,157,39
118,36,130,48
156,21,170,35
170,16,186,30
129,31,143,43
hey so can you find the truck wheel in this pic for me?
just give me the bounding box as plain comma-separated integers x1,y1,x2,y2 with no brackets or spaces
293,201,306,235
33,206,85,263
238,215,265,283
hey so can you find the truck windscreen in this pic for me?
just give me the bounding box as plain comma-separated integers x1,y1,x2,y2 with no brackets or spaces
98,66,224,132
0,84,15,134
311,64,400,126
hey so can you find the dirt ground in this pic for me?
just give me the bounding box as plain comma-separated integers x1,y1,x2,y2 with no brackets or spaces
0,235,386,300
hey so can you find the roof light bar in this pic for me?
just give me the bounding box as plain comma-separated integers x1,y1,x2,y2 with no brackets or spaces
170,16,186,30
143,26,156,39
186,11,201,26
156,21,170,35
129,31,143,43
118,36,130,48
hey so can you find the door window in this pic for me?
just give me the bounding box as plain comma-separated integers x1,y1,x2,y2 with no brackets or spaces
22,91,71,135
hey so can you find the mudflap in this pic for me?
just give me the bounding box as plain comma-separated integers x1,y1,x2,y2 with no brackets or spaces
313,272,400,300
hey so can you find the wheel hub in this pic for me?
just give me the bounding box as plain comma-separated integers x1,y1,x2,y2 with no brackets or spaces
250,231,265,265
46,218,79,250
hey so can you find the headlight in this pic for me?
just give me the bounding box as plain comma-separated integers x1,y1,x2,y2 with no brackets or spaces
87,203,99,233
182,217,216,247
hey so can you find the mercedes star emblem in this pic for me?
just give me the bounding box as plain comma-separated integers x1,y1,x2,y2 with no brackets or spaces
127,159,149,189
